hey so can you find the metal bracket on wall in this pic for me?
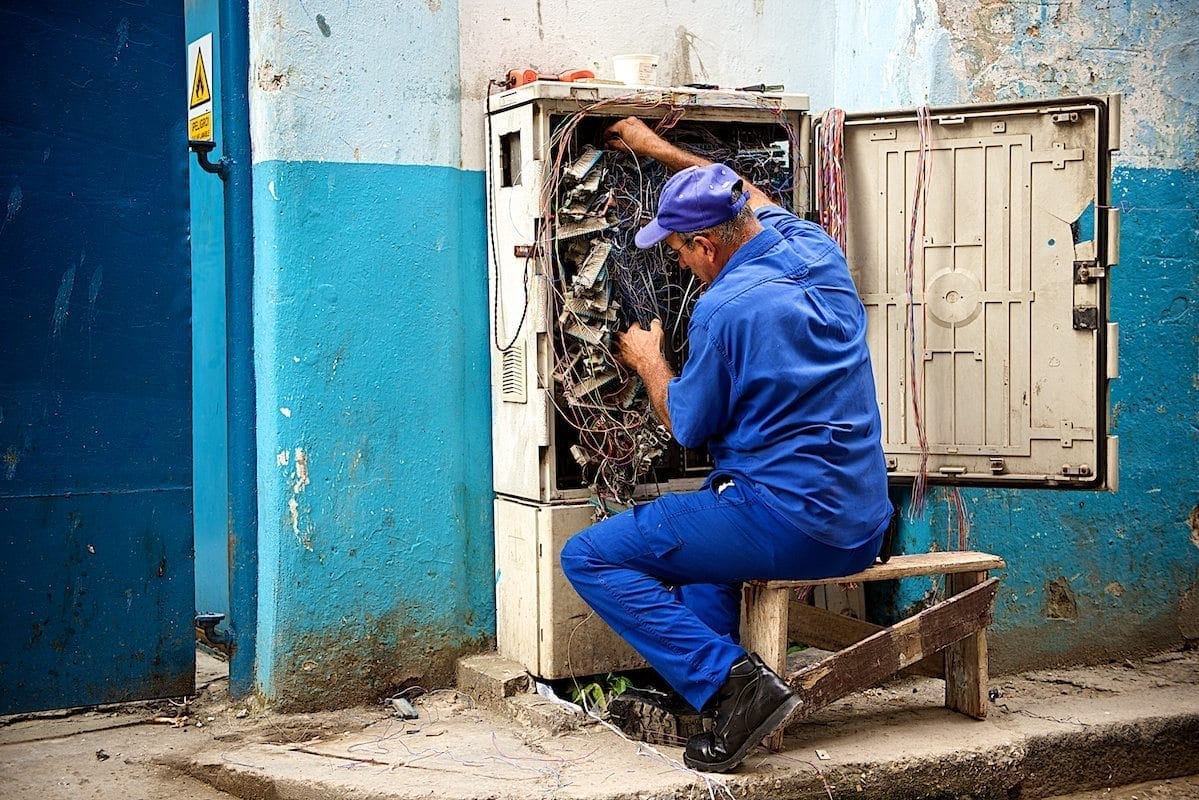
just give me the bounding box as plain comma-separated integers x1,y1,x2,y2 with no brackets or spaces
189,139,229,178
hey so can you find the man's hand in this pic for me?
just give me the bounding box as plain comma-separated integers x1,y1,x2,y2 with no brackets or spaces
603,117,771,210
616,319,666,374
604,117,666,158
617,319,675,432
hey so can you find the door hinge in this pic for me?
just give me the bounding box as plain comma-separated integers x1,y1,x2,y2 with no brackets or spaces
1073,306,1099,330
1073,260,1106,284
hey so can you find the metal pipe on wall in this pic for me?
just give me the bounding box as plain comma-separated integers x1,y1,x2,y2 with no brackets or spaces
218,0,258,698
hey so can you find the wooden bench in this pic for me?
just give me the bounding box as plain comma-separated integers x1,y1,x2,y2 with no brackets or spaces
741,551,1006,750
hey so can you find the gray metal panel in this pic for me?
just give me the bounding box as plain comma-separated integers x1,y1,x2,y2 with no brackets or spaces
839,98,1116,488
0,2,194,712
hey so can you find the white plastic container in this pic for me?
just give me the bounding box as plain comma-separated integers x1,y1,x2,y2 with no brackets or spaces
612,54,659,86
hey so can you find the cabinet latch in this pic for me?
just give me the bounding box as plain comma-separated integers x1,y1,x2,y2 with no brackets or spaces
1073,306,1099,330
1073,259,1106,284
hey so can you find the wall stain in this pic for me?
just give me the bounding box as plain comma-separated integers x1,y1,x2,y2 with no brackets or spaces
270,613,491,712
51,263,77,338
114,17,130,62
1179,584,1199,640
315,14,331,37
2,184,22,235
1160,295,1190,323
670,27,709,86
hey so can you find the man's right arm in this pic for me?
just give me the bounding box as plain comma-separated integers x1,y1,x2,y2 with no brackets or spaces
604,117,777,210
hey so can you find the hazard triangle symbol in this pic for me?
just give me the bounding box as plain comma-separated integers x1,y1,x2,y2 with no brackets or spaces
190,49,211,109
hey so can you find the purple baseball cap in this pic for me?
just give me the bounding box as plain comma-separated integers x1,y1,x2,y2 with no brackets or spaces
634,163,749,249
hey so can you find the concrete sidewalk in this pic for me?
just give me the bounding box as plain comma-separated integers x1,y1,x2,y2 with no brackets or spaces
2,648,1197,799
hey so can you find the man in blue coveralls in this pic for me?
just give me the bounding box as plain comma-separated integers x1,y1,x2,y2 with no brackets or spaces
559,117,893,773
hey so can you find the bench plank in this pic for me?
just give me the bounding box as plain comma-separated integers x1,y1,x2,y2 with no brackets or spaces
789,603,945,679
785,578,998,720
761,551,1005,588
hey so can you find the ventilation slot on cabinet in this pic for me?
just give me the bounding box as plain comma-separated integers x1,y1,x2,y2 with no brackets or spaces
501,344,527,403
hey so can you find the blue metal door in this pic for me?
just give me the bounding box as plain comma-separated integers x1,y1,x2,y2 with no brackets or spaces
0,2,194,712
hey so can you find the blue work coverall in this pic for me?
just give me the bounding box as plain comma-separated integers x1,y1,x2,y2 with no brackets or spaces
561,205,892,711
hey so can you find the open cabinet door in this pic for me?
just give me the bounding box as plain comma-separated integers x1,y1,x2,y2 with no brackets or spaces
836,97,1120,490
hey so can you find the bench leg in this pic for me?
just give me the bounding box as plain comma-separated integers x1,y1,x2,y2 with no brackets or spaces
741,584,790,751
945,570,989,719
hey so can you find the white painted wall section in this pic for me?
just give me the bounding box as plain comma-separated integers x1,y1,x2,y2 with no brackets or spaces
457,0,837,171
249,0,463,167
832,0,960,110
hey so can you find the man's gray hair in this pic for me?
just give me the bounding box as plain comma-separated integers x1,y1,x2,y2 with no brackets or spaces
680,201,756,248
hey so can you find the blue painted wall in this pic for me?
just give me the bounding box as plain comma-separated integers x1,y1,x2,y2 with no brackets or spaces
247,0,494,708
250,161,493,707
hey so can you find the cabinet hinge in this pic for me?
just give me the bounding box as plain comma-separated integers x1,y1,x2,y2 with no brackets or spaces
1073,260,1106,284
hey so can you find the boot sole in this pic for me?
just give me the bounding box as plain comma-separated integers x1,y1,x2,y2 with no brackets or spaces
683,693,802,773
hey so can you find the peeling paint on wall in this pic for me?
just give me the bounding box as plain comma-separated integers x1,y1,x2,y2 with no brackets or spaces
256,61,287,92
1044,577,1079,620
292,447,309,492
933,0,1199,169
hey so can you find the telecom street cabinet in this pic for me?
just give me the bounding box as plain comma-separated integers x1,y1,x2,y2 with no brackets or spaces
484,82,1119,680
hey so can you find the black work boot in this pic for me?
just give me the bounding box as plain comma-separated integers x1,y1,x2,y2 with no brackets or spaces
683,652,800,773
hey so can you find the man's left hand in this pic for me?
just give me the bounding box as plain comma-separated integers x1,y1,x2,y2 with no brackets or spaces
616,319,675,432
616,319,667,376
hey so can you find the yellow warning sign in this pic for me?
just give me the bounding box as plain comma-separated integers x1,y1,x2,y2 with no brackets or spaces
190,48,211,109
189,111,213,142
187,34,215,143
